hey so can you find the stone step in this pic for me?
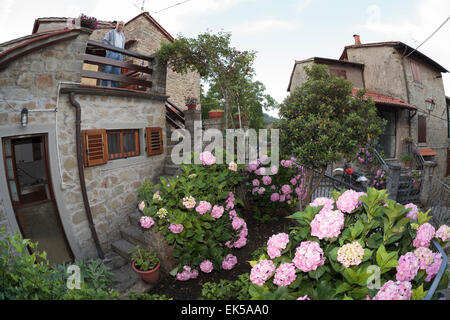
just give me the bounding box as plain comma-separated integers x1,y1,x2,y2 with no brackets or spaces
163,164,180,176
103,251,128,270
111,239,135,261
129,211,141,228
120,225,146,247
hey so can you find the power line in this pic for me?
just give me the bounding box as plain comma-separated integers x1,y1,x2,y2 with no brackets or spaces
151,0,195,15
405,15,450,58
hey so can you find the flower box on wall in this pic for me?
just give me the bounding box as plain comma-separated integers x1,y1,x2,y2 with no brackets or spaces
209,110,224,119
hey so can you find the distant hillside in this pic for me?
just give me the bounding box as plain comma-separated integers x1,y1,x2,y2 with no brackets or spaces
263,113,279,124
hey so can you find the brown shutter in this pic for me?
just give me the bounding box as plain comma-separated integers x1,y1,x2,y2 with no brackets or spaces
82,129,109,167
418,115,426,143
411,61,422,84
330,69,347,79
146,127,164,156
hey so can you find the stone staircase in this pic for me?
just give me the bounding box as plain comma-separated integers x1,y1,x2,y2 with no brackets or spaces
397,168,421,205
111,212,145,260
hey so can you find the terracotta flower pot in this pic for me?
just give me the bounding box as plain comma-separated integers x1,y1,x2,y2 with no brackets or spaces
404,161,411,168
209,110,224,119
187,105,196,110
132,260,161,285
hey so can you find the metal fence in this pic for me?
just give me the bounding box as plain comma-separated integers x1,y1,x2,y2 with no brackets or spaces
426,176,450,228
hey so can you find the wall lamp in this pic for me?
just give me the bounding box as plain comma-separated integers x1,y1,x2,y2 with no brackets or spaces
21,108,28,127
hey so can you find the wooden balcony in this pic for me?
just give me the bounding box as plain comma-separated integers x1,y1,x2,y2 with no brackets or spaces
81,40,155,91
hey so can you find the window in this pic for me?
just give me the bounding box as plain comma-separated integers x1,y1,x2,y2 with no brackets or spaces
418,115,427,143
329,69,347,79
411,61,422,84
107,129,140,160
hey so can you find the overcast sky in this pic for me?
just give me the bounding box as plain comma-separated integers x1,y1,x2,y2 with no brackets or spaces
1,0,449,117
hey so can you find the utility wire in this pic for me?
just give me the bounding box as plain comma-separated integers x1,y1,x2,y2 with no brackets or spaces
405,15,450,58
151,0,195,15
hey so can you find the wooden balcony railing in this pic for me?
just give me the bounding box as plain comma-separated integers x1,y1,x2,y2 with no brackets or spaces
82,40,154,91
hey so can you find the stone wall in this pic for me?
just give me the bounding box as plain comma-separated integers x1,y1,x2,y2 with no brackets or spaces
124,14,201,109
0,29,167,260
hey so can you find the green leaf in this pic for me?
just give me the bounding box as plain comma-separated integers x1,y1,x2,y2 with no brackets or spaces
335,282,352,295
350,220,364,239
412,285,428,300
375,244,398,274
169,267,179,277
417,210,432,225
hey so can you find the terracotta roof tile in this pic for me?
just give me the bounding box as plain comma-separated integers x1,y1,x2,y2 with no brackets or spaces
351,88,416,110
418,148,437,157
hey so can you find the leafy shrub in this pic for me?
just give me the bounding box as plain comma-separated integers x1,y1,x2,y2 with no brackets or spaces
129,292,172,300
201,274,251,300
137,151,247,278
0,228,118,300
246,155,306,219
247,188,449,300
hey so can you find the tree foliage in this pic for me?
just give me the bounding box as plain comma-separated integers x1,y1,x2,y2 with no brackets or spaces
156,30,274,128
277,64,386,207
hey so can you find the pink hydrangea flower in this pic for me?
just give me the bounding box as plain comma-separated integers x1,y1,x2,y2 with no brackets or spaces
255,167,266,176
228,210,237,219
232,217,246,231
196,201,212,215
425,253,443,282
176,266,198,281
260,155,269,164
413,223,435,248
281,184,292,195
258,187,266,195
279,195,286,202
414,247,435,269
396,252,420,281
262,176,272,186
267,233,289,259
252,187,259,195
228,161,238,172
250,259,276,286
233,236,247,248
222,254,237,270
270,166,279,175
290,178,297,186
182,196,196,209
336,190,364,213
199,151,216,166
281,160,293,168
138,201,145,212
248,161,259,172
273,263,297,287
337,241,364,268
270,193,280,202
404,203,419,220
295,187,302,196
140,216,155,229
436,225,450,242
270,185,276,190
373,281,412,300
169,224,183,234
293,241,325,272
200,260,214,273
252,179,260,187
211,205,224,219
297,295,311,300
310,210,345,240
309,197,334,213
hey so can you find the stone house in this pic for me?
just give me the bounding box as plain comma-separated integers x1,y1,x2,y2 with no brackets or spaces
0,13,199,264
288,35,449,179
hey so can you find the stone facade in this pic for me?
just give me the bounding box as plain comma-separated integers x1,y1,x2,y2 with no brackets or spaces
0,29,168,260
288,43,449,178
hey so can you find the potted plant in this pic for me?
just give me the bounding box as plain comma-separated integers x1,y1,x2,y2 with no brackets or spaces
79,14,99,30
185,97,198,110
403,136,414,144
130,245,160,284
401,154,413,168
208,109,224,119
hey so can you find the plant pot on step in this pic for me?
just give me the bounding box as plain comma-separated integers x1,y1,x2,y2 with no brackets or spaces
132,260,161,285
404,161,411,168
209,110,224,119
187,105,197,110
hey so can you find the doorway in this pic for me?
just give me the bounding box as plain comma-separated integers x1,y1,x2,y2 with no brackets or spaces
2,134,73,264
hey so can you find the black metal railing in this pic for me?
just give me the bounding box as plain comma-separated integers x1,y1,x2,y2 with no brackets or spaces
165,99,185,130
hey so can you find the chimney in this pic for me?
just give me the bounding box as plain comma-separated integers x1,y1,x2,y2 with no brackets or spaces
353,34,361,45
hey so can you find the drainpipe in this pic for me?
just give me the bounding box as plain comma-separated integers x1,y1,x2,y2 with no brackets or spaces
68,92,104,260
400,46,413,137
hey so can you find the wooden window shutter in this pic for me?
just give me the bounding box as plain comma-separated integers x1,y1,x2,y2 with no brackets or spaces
418,115,427,143
146,127,164,156
411,61,422,84
82,129,109,167
330,69,347,79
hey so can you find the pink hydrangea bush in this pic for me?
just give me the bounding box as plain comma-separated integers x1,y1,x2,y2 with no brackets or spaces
136,150,246,280
404,203,419,220
250,260,276,286
246,188,448,300
436,225,450,242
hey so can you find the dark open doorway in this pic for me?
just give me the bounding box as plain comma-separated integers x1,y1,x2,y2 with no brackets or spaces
2,134,73,264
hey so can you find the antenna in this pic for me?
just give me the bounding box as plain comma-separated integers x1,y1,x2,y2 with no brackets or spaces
131,0,148,12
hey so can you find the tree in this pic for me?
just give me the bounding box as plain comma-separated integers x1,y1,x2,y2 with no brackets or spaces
201,79,278,129
155,30,259,128
277,64,386,209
